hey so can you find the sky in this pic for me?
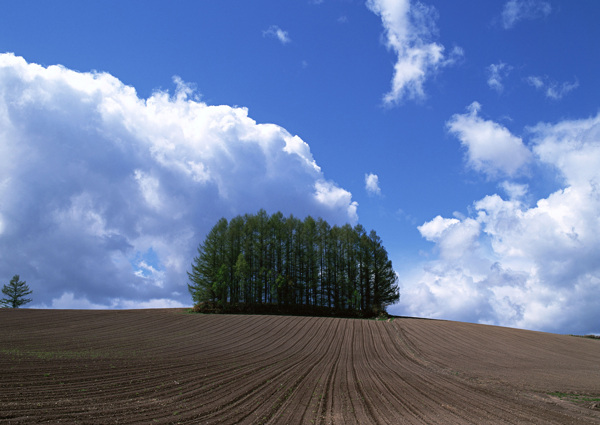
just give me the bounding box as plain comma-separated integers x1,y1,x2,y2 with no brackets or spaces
1,0,599,334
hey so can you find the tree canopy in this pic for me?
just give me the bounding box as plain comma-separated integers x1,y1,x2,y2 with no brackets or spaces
1,275,33,308
188,210,399,317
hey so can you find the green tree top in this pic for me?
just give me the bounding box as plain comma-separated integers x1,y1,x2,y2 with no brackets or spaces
1,275,33,308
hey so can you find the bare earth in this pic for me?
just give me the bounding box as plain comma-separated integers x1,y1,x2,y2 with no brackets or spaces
1,309,599,424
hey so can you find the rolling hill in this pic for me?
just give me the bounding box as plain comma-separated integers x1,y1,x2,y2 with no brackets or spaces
1,309,599,424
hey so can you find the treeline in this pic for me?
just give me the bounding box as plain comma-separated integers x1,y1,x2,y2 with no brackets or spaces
188,210,399,317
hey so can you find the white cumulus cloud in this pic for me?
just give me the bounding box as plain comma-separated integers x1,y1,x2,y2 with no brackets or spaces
395,111,600,335
447,102,532,178
365,173,382,196
0,53,357,309
500,181,528,200
314,180,359,223
418,215,459,242
366,0,461,105
419,216,480,261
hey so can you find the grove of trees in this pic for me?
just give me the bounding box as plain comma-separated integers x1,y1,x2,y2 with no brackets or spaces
1,275,33,308
188,210,399,317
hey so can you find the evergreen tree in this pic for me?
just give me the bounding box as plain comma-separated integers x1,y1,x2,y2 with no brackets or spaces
268,212,285,304
1,275,33,308
316,218,331,308
234,253,250,304
188,211,400,316
227,215,245,303
368,230,400,313
187,218,228,304
302,216,318,306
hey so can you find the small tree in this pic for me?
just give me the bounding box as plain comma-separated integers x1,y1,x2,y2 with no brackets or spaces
1,275,33,308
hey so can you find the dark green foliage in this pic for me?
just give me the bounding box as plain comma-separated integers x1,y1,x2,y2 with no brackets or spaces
1,275,33,308
188,210,400,317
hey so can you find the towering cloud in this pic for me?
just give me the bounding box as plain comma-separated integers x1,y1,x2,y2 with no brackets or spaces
0,53,357,309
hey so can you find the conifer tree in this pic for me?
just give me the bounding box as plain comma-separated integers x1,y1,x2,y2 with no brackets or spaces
188,218,228,304
1,275,33,308
188,211,400,316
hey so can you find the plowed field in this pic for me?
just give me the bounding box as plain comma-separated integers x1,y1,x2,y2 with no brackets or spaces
1,309,599,424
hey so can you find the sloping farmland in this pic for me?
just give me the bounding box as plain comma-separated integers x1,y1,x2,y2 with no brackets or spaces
1,309,599,424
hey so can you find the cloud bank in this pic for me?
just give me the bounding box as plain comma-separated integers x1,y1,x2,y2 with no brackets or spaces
0,53,357,309
396,106,600,334
366,0,461,105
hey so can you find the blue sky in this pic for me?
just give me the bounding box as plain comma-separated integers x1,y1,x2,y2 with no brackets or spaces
1,0,599,334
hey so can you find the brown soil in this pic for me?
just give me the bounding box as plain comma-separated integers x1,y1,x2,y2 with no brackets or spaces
1,309,599,424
